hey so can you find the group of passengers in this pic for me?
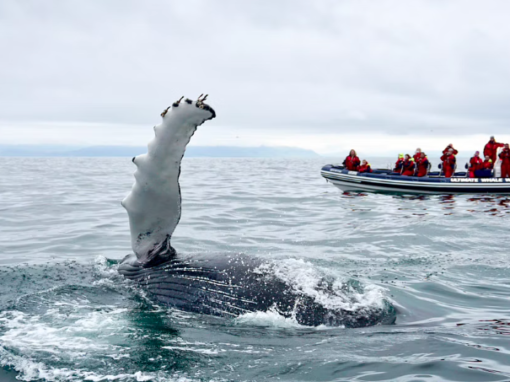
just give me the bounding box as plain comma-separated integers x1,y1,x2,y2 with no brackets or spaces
343,136,510,178
467,136,510,178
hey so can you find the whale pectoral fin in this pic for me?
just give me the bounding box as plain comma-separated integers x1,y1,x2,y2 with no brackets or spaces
142,235,176,268
122,96,215,263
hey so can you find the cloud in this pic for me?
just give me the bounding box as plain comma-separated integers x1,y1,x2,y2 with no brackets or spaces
2,0,510,151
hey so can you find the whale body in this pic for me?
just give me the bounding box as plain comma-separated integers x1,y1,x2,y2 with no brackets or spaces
118,96,396,327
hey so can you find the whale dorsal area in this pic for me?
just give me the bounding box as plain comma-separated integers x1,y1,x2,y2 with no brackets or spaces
121,96,215,265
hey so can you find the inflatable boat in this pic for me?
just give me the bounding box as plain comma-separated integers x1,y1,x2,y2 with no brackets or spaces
321,164,510,195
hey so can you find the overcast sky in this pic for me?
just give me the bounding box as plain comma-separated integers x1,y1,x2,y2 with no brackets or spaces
2,0,510,155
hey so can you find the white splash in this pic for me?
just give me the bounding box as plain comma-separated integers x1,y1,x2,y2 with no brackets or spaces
121,96,215,263
256,258,388,312
235,306,306,329
0,305,201,381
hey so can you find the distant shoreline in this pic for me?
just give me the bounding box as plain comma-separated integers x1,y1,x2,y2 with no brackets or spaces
0,145,320,158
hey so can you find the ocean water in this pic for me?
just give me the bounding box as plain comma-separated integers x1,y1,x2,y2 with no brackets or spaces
0,157,509,382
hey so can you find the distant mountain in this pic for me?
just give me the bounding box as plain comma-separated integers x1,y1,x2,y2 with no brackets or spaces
0,145,319,158
0,145,82,157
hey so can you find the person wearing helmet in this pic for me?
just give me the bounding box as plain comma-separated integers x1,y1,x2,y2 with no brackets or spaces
484,136,504,164
358,159,372,173
401,154,416,176
394,153,404,172
440,148,456,178
416,152,430,177
468,151,483,178
343,149,360,171
499,143,510,178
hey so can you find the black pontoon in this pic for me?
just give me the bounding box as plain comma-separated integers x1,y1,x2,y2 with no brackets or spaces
321,165,510,194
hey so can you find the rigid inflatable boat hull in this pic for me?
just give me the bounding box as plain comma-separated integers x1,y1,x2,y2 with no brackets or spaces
321,165,510,195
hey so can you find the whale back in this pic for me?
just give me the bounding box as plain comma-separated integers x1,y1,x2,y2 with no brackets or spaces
121,97,215,264
118,253,397,328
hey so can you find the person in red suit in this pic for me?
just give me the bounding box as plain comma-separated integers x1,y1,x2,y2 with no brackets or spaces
358,160,372,173
472,155,494,178
468,151,483,178
394,154,404,172
413,148,422,163
343,149,360,171
442,143,458,156
484,136,504,165
416,152,430,177
483,156,494,170
499,143,510,178
440,148,456,178
401,155,416,176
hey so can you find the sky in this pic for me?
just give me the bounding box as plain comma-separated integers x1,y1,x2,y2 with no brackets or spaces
2,0,510,155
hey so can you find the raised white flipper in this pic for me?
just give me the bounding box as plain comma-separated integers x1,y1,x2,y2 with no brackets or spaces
122,96,215,264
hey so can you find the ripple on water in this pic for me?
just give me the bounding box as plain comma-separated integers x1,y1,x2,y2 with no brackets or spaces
0,157,509,381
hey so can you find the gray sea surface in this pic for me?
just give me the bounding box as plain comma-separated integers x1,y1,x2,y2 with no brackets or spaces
0,157,509,382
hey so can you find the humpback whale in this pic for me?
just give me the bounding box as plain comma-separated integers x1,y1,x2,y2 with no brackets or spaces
118,96,395,327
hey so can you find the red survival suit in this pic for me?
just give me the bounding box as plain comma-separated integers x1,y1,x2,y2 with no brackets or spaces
413,152,422,162
416,156,429,177
440,153,456,178
442,146,459,156
343,155,360,171
401,159,416,176
394,158,404,172
499,148,510,178
468,156,483,178
358,164,372,173
484,141,504,164
484,159,494,170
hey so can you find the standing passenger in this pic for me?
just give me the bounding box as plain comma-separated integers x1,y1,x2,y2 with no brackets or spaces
401,155,416,176
468,151,483,178
440,148,456,178
484,136,504,164
499,144,510,178
442,143,458,156
343,150,360,171
416,152,430,177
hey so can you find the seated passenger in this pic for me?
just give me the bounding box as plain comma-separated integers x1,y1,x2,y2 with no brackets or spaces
440,148,456,178
499,143,510,178
394,153,404,172
468,151,483,178
401,155,416,176
416,152,429,177
343,149,360,171
484,155,494,170
413,148,422,162
474,156,493,178
358,160,372,173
